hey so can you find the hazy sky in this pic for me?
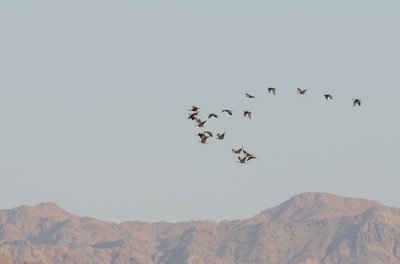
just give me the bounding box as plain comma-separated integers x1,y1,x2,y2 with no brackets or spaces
1,1,399,223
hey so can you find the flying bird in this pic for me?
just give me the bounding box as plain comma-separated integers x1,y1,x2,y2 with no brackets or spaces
267,87,277,95
197,133,209,144
324,94,333,100
196,119,207,127
188,112,198,120
232,147,243,154
238,153,256,164
353,99,362,107
238,156,247,164
222,109,233,115
297,88,307,95
199,136,209,144
216,132,225,140
208,113,218,119
190,105,199,112
244,111,252,119
245,93,255,98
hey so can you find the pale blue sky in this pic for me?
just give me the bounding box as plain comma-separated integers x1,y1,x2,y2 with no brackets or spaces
1,1,399,222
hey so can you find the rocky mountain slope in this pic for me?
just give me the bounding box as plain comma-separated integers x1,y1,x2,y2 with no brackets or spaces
1,193,400,264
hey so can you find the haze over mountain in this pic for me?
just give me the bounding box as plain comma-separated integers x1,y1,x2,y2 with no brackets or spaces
1,193,400,264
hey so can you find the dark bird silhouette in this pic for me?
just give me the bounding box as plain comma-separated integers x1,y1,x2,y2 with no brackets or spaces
197,133,209,144
190,105,199,112
353,99,362,107
232,147,243,154
238,156,247,164
324,94,333,100
188,112,198,120
208,113,218,119
245,93,255,98
244,111,252,119
196,119,207,127
222,109,233,115
216,132,225,140
204,131,213,137
199,136,209,144
267,87,277,95
297,88,307,95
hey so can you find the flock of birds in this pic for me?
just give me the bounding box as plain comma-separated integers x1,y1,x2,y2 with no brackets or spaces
187,87,362,164
187,104,256,164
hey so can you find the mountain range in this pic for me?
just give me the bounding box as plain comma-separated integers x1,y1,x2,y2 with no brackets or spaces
1,192,400,264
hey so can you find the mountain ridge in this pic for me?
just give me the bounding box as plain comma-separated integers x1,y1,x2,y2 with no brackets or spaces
1,192,399,264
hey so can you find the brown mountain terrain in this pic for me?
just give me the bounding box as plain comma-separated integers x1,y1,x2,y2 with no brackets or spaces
1,193,400,264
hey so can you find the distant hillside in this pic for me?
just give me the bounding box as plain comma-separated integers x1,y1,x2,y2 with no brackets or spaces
1,193,400,264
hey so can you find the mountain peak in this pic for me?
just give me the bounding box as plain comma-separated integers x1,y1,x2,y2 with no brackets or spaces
254,192,381,223
7,202,71,221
